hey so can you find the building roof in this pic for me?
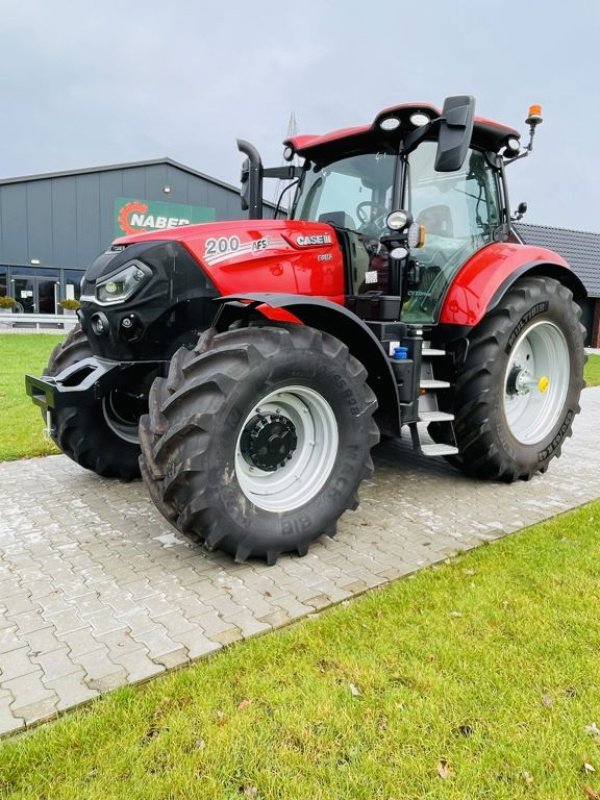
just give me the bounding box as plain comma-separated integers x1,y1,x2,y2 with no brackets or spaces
0,157,278,211
516,222,600,298
0,157,240,195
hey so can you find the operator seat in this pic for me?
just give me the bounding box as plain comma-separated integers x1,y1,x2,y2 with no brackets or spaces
410,204,456,310
416,204,454,237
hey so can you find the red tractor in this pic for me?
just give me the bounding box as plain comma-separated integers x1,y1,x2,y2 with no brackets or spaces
27,96,586,564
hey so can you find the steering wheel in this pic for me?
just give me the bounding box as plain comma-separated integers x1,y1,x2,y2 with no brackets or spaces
356,200,387,226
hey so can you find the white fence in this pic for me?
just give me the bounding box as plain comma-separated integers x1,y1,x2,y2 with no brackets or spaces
0,313,78,332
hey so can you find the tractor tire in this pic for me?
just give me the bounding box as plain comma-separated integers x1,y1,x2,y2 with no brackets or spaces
447,276,585,482
44,325,141,480
138,325,379,564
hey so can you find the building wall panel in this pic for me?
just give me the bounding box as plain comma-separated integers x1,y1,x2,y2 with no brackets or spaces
144,164,170,200
51,178,78,267
26,181,53,265
0,183,28,264
164,165,189,201
121,167,148,199
99,171,123,249
75,174,101,267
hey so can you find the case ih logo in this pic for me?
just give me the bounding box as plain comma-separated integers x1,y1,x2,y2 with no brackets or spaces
294,233,333,247
114,197,215,236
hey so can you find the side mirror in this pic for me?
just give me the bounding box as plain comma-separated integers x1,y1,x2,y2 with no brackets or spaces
435,95,475,172
237,139,264,219
512,201,528,221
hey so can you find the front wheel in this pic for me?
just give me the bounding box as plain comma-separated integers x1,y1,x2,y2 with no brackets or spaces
44,325,145,480
449,276,585,481
138,325,379,564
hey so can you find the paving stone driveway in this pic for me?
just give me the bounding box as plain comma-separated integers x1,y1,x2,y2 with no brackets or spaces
1,387,600,736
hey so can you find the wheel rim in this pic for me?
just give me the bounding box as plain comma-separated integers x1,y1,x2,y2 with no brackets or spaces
235,385,339,512
502,320,570,445
102,389,143,444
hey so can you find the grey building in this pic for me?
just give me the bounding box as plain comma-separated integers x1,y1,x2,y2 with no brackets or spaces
0,158,252,314
517,223,600,348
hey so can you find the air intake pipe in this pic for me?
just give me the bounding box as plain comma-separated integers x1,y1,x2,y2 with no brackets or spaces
237,139,264,220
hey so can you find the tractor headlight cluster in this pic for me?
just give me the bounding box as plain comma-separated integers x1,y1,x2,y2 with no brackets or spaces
95,261,152,305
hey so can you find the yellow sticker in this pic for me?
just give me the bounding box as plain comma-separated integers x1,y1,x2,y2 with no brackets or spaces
538,376,550,393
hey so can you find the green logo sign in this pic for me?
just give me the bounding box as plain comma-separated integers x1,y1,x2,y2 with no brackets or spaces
115,197,215,236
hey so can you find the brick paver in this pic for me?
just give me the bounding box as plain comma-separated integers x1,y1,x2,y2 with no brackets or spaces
1,387,599,735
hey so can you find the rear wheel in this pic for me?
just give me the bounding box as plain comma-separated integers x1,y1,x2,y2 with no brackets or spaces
448,276,585,481
138,325,379,564
44,325,143,480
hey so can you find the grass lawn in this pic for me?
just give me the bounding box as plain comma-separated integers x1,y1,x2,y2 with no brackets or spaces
0,501,599,798
0,334,64,461
1,335,599,465
586,352,600,388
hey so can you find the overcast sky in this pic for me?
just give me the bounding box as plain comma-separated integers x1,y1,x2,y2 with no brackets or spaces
1,0,598,231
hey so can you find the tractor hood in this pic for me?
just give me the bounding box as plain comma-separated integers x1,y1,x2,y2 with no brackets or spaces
77,218,345,361
112,218,345,300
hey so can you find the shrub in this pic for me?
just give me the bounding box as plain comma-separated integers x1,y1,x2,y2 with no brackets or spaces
0,295,17,309
59,298,81,311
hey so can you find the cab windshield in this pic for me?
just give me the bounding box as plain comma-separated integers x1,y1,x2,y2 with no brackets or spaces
292,152,396,236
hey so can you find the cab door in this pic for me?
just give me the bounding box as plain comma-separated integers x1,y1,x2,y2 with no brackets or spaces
401,142,502,323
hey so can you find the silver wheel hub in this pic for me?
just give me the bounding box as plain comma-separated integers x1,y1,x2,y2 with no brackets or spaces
503,320,570,445
235,385,339,513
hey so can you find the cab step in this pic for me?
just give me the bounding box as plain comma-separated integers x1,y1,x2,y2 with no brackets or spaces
418,410,455,423
420,443,460,457
420,378,451,390
422,348,446,357
407,414,459,458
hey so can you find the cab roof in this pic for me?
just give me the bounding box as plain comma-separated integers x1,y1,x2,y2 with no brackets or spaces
285,102,520,161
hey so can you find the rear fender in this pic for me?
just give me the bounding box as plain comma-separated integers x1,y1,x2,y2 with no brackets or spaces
215,293,402,436
439,242,587,327
486,262,587,313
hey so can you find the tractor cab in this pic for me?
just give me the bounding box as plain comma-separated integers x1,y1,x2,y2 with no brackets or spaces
282,98,517,325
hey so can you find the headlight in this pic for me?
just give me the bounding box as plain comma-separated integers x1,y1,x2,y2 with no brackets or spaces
386,209,412,231
409,111,430,127
95,261,152,304
379,116,401,131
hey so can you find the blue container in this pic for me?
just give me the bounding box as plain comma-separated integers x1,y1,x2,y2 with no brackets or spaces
393,346,408,360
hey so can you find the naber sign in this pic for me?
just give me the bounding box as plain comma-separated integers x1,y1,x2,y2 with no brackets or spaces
115,197,215,236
